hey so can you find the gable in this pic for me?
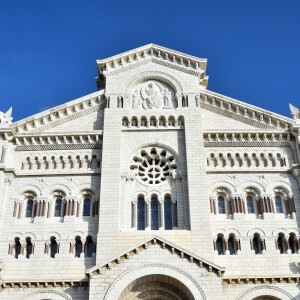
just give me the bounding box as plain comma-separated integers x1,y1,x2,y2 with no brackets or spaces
43,110,104,133
200,90,293,131
88,236,225,276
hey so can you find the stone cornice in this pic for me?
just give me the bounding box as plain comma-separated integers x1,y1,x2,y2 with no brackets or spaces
0,280,88,290
97,44,208,88
10,90,105,134
86,236,225,277
200,90,293,129
222,275,300,285
203,131,291,148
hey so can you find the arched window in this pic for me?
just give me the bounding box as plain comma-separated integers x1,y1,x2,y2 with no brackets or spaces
246,195,255,214
25,237,33,259
85,236,94,257
228,235,236,255
54,198,62,217
15,238,21,259
50,236,58,258
252,233,264,254
25,199,34,218
164,196,173,230
75,236,82,258
83,198,91,217
151,196,159,230
275,195,283,213
277,233,285,254
216,235,224,255
288,233,298,254
218,196,225,214
137,196,146,231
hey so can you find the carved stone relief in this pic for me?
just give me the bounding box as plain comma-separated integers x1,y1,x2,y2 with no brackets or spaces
131,80,176,110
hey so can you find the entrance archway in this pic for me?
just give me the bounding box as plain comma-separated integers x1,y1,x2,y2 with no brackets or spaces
119,274,194,300
104,263,207,300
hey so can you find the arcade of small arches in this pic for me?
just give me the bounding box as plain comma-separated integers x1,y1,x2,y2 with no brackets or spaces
132,193,177,231
207,151,287,168
12,190,99,220
213,231,300,255
122,115,184,128
210,187,295,218
8,233,96,259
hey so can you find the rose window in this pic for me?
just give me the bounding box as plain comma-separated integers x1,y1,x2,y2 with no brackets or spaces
130,147,177,185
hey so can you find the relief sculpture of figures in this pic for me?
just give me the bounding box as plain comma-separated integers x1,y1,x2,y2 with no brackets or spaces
0,107,13,124
131,80,175,110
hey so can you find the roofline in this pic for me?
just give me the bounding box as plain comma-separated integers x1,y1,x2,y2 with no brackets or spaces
96,43,207,65
203,89,294,124
87,235,225,275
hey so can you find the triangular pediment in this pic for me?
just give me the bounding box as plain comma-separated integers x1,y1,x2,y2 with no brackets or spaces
200,90,294,130
87,236,225,277
96,44,209,88
11,90,105,134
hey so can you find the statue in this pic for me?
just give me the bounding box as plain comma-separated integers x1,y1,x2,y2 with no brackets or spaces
289,103,300,120
132,90,141,109
0,107,13,124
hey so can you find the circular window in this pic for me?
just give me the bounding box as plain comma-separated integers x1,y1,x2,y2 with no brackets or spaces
131,147,177,185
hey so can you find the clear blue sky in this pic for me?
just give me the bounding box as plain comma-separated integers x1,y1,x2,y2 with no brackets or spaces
0,1,299,121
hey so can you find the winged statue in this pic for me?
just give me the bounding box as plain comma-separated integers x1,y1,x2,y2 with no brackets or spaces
0,107,13,124
289,103,300,120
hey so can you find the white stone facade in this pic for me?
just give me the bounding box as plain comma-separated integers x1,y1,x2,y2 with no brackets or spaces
0,44,300,299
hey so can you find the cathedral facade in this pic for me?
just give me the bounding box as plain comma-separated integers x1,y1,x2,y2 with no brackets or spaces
0,44,300,299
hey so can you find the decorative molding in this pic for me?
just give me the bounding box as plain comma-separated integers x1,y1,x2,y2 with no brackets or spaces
87,236,225,277
204,141,290,147
15,142,102,151
103,263,208,300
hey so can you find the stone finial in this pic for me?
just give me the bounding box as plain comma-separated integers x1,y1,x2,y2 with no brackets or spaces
289,103,300,120
0,107,13,124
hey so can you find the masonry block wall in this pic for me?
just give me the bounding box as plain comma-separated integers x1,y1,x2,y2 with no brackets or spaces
0,44,300,299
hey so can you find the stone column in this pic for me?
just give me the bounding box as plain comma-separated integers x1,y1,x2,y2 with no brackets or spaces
159,196,164,230
145,197,151,231
131,200,137,229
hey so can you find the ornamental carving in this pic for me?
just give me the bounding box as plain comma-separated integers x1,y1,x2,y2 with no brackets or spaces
130,147,178,186
131,80,176,110
0,107,12,124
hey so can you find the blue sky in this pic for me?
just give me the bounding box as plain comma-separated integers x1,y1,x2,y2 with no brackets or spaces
0,0,299,121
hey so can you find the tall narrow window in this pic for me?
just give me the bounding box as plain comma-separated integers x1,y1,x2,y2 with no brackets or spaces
25,199,33,218
15,238,21,259
288,234,297,254
246,196,255,214
151,196,159,230
54,199,62,217
75,237,82,258
83,198,91,217
218,196,225,214
86,236,94,257
277,234,284,254
216,236,224,255
137,197,146,231
275,196,283,213
50,237,58,258
228,237,235,255
164,196,173,230
25,237,32,259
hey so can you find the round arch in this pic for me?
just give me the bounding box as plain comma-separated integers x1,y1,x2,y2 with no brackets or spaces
123,71,183,96
236,285,294,300
104,264,207,300
21,289,72,300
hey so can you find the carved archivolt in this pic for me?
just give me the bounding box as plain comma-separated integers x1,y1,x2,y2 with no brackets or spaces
103,263,207,300
236,284,294,300
21,289,72,300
